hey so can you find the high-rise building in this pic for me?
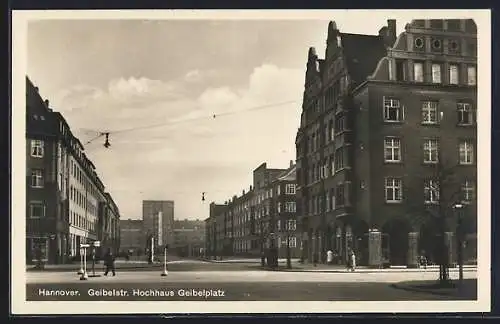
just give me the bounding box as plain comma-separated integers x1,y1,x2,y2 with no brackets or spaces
142,200,174,250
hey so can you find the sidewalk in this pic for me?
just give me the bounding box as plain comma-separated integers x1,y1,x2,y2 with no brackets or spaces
391,279,477,299
256,263,478,273
26,260,164,272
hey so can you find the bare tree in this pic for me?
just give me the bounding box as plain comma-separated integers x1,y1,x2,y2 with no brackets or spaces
403,155,465,285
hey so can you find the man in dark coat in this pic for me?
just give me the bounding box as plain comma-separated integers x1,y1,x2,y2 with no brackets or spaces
103,248,116,276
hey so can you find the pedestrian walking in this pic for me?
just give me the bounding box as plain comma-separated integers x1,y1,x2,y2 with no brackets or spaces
326,250,333,265
103,248,116,276
346,249,356,272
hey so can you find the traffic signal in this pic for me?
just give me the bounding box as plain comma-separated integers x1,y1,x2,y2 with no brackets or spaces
103,133,111,148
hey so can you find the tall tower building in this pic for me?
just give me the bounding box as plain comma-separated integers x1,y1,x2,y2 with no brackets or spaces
142,200,174,250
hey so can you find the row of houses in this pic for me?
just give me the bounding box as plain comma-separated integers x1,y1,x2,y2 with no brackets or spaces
205,161,300,261
120,217,205,258
206,18,478,268
26,76,121,264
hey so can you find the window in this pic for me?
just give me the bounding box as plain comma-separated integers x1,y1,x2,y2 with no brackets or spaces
384,137,401,162
336,185,345,206
414,37,424,49
459,140,474,164
29,202,45,218
431,63,442,83
414,62,424,82
31,169,44,188
325,193,330,212
31,140,44,157
424,179,440,204
467,66,476,85
286,219,297,231
462,180,475,203
395,59,406,81
432,39,442,50
384,98,403,122
334,149,344,170
385,178,403,203
289,236,297,248
277,184,281,196
331,191,336,210
449,64,459,85
423,139,439,163
277,202,282,213
457,102,475,125
422,101,439,124
285,202,296,213
330,155,335,175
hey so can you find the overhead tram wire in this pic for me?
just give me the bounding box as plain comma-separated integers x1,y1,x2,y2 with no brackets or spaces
83,99,298,146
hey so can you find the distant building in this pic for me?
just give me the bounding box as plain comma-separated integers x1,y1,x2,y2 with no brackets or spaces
172,219,205,257
120,219,144,255
142,200,174,250
26,76,121,264
205,161,299,261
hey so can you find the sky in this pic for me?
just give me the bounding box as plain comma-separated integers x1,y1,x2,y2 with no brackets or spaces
26,13,423,221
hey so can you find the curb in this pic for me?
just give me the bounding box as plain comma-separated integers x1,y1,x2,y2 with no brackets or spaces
390,283,458,297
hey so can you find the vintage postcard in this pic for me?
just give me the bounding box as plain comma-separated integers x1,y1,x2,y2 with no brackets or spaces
11,9,491,314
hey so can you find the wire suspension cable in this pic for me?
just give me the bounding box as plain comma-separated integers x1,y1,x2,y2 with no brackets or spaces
83,99,298,145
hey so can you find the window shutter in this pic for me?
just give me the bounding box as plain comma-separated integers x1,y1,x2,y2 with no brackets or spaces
402,104,406,121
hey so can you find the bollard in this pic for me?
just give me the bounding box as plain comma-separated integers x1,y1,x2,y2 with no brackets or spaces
161,247,168,277
80,248,88,280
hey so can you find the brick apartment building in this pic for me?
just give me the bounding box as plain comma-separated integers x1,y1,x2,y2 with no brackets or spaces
295,19,477,267
172,219,205,257
26,77,121,264
120,219,144,255
205,161,301,261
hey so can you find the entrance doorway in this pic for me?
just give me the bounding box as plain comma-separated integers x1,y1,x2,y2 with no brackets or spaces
382,218,411,266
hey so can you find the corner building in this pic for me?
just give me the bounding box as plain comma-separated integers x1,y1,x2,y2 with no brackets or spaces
295,19,477,267
26,77,121,264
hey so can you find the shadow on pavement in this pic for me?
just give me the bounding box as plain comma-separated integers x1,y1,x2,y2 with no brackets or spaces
390,279,477,299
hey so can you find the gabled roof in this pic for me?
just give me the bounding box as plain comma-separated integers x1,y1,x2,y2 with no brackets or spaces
275,165,296,182
340,33,387,87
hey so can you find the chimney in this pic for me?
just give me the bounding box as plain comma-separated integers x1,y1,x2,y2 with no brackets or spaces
290,160,294,167
35,87,39,92
386,19,397,47
250,185,253,191
44,99,49,107
242,189,245,195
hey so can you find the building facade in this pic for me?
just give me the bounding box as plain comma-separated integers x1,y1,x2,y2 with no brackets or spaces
26,77,121,264
172,219,205,257
142,200,175,251
295,19,477,267
204,161,300,260
120,219,144,255
26,78,68,265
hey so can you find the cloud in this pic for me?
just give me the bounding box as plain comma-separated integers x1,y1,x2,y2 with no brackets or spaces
53,64,304,219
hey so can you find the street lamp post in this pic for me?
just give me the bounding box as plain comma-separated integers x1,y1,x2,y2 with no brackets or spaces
453,203,465,286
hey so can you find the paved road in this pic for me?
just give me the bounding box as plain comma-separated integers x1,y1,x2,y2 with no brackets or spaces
28,259,478,273
25,269,477,301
